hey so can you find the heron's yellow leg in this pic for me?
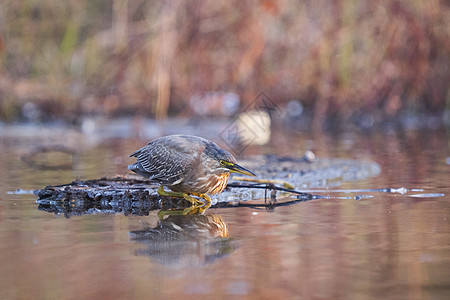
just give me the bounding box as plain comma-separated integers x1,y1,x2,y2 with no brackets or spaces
157,186,205,205
171,193,209,215
189,193,211,211
156,186,211,218
157,185,184,198
181,194,204,205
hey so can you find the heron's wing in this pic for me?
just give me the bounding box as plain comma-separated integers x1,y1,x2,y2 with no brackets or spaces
133,142,193,183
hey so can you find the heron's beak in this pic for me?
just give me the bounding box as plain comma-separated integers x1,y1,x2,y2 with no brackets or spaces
227,163,256,176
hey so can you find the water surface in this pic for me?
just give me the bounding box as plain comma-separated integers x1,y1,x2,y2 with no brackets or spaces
0,125,449,299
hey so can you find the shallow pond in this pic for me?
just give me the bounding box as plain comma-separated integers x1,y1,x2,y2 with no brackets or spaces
0,123,449,299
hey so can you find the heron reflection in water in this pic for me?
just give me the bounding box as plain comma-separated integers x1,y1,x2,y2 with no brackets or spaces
130,214,234,267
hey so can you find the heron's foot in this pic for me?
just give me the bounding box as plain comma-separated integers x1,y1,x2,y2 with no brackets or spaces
157,186,208,205
182,194,211,214
191,193,212,204
156,186,212,218
183,203,210,215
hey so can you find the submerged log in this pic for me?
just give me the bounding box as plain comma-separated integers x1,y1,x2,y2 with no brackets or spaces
36,155,381,217
36,177,162,217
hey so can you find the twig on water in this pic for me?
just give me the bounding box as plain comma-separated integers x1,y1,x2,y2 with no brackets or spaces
226,181,322,207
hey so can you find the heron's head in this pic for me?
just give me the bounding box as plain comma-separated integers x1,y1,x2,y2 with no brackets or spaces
204,142,256,176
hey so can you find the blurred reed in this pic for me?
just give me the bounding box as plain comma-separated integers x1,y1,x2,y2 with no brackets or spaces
0,0,448,127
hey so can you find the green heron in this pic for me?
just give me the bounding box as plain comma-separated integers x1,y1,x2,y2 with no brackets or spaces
128,135,256,212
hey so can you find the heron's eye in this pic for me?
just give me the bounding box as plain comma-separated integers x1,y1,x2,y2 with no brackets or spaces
219,160,227,166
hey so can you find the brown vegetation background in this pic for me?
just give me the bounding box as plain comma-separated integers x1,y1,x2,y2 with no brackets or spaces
0,0,448,127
